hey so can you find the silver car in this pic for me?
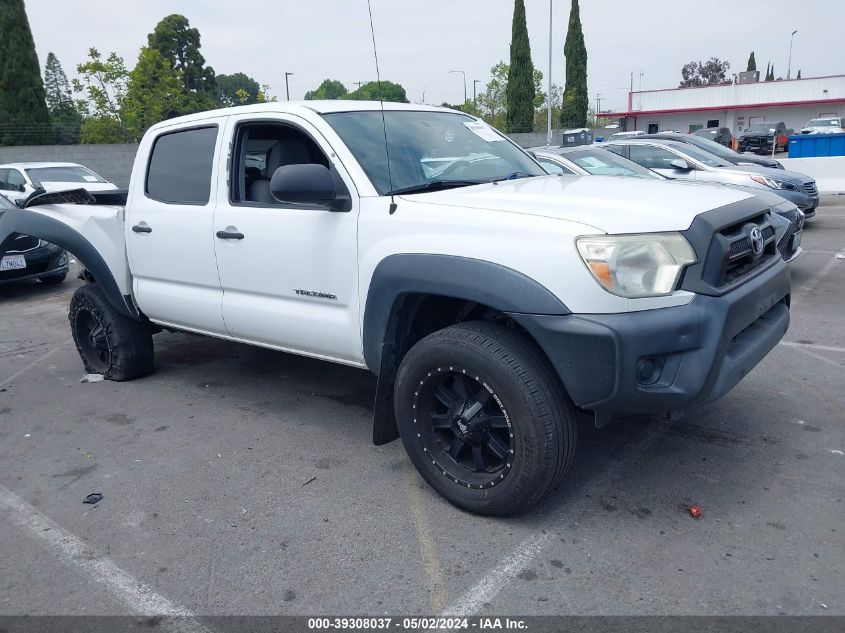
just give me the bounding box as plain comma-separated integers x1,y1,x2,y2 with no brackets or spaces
534,145,804,262
604,138,819,217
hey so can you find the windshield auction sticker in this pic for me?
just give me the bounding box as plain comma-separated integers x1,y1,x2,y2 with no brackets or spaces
463,121,503,142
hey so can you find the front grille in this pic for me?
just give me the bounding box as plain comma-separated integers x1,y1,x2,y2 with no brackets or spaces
720,217,776,285
802,181,818,198
6,233,40,253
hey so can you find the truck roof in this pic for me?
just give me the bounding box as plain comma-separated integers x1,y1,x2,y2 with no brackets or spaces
147,100,452,132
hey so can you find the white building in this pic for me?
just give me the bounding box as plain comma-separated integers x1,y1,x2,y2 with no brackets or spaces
604,74,845,135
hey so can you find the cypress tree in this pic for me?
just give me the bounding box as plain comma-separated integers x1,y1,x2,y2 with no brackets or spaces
44,52,74,112
560,0,589,129
770,64,775,80
0,0,51,145
746,51,756,72
43,52,81,144
797,69,802,79
505,0,535,133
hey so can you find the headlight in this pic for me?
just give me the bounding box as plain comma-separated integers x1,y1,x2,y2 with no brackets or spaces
576,233,697,298
750,175,787,189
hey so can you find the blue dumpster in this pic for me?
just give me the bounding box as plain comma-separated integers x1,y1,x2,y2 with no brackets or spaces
788,133,845,157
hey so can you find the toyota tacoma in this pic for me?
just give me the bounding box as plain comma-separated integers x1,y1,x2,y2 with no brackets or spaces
0,102,791,515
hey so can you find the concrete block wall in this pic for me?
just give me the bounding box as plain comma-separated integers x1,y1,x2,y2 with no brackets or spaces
0,144,139,188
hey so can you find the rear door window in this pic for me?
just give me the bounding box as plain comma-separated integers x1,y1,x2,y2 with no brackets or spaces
146,126,218,204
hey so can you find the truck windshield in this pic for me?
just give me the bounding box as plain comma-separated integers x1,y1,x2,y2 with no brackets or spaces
748,123,776,132
25,166,107,185
807,118,839,127
322,110,545,195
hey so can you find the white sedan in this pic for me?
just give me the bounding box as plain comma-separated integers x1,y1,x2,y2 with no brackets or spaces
0,162,118,204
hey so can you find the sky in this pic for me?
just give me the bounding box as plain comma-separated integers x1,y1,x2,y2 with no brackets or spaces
25,0,845,114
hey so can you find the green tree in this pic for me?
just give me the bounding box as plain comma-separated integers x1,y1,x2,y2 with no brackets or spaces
73,48,130,143
344,80,408,102
769,64,776,81
304,79,349,100
148,14,215,112
121,47,187,141
215,72,262,107
679,57,730,87
0,0,51,145
477,61,544,130
560,0,589,128
44,52,81,144
797,69,802,79
746,51,757,72
505,0,535,133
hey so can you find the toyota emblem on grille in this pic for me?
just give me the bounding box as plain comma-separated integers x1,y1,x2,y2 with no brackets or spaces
749,226,764,257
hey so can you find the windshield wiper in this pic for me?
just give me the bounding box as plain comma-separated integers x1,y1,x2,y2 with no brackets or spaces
492,171,535,182
387,180,483,196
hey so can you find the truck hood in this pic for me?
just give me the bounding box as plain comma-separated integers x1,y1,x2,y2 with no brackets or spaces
399,175,755,233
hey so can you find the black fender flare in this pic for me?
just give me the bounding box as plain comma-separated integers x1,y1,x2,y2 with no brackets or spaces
0,207,138,319
363,254,570,372
364,254,570,445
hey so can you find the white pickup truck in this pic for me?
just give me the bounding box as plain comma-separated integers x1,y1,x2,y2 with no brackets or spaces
0,102,791,515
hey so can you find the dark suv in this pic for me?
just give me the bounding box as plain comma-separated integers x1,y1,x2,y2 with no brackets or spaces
0,194,68,286
738,122,790,154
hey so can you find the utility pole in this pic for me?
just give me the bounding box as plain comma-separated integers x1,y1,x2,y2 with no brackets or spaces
473,79,480,108
639,70,644,90
547,0,553,145
787,30,798,79
284,72,294,100
596,93,603,119
449,70,467,104
355,81,364,90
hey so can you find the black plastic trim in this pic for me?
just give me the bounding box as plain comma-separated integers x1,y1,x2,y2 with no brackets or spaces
0,207,138,319
511,258,790,417
362,254,569,373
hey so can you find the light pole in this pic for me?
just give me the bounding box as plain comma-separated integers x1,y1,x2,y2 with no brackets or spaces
547,0,553,145
284,72,294,101
449,70,467,105
787,30,798,79
596,93,604,122
473,79,480,108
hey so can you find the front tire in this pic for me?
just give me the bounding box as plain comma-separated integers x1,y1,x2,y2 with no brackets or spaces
68,283,154,381
394,322,576,516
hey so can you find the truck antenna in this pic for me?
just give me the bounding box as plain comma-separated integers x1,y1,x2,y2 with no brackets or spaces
366,0,397,214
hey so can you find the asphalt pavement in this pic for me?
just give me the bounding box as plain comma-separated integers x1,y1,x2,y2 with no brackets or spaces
1,200,843,619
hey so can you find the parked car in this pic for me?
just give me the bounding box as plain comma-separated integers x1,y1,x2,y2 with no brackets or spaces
608,130,645,140
0,194,68,285
737,122,790,154
534,146,804,262
638,132,784,169
605,138,819,215
694,127,733,147
800,117,845,134
0,102,791,516
0,162,118,205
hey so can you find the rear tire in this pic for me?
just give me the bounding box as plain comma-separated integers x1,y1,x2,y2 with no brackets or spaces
68,283,154,381
394,322,577,516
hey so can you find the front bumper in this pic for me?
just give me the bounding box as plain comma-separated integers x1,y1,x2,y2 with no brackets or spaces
776,188,816,212
0,243,68,284
511,260,790,418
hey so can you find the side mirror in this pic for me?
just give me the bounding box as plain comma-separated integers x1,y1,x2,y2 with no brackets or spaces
270,164,337,208
669,158,692,171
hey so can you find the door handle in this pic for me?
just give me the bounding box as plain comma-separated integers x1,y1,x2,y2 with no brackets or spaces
131,224,152,233
216,230,245,240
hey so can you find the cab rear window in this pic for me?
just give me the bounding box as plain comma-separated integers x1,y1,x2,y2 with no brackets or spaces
146,126,218,204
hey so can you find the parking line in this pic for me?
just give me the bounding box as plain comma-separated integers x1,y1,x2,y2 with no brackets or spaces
785,345,844,369
440,532,550,616
0,347,61,386
0,485,210,630
780,341,845,354
791,255,842,307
